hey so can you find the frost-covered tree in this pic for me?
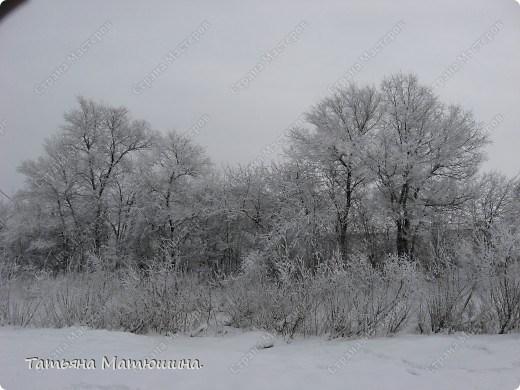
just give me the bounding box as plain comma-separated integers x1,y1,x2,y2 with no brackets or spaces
8,98,154,269
202,164,276,272
289,83,382,260
469,172,518,230
285,73,489,261
370,73,489,258
135,130,211,268
14,134,87,268
265,160,332,269
61,97,153,255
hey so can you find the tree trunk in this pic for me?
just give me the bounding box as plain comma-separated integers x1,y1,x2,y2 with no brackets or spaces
339,220,349,261
396,218,411,258
338,168,352,261
94,204,102,256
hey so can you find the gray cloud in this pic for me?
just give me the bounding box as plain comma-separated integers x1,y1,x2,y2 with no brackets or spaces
0,0,519,196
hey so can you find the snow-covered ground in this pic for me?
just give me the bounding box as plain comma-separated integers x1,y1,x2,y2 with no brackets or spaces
0,326,519,390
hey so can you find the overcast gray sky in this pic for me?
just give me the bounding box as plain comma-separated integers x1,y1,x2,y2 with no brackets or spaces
1,0,519,196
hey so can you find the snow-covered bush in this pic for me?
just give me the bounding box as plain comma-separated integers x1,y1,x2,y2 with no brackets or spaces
0,260,213,335
471,223,520,334
0,268,55,327
418,264,475,334
418,221,520,334
114,267,211,334
317,255,419,338
222,253,420,338
222,253,322,338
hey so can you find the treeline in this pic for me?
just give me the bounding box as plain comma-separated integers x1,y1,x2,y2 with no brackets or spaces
0,73,519,274
1,73,520,336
